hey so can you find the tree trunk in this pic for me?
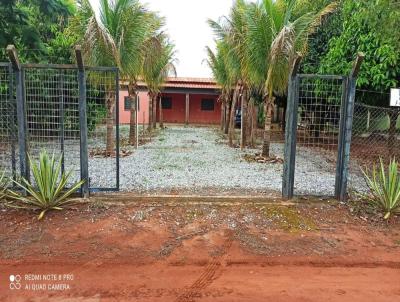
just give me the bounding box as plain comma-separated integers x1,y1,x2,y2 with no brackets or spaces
220,101,225,131
128,82,137,145
262,96,273,157
148,93,153,131
388,110,399,157
224,98,231,134
228,87,239,147
240,88,248,149
106,91,115,156
249,99,256,148
245,94,252,146
152,95,157,129
159,96,164,129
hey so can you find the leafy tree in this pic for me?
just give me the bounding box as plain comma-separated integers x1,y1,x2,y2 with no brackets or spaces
319,0,400,94
319,0,400,99
318,0,400,156
294,0,343,73
0,0,75,62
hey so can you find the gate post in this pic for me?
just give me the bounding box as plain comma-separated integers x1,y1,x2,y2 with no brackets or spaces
282,55,302,199
7,45,29,182
115,68,120,191
335,53,364,201
75,46,89,197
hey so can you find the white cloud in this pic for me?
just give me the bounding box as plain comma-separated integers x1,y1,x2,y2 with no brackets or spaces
90,0,234,78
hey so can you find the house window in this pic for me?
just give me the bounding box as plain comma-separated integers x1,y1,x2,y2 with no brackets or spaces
124,96,140,111
162,97,172,109
201,99,214,111
124,96,131,111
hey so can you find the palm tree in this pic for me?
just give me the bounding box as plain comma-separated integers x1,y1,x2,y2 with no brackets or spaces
209,0,264,148
208,0,336,155
142,33,176,130
244,0,337,156
208,13,243,147
205,43,232,134
71,0,162,152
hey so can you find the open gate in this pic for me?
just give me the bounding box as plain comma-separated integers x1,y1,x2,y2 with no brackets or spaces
283,54,364,201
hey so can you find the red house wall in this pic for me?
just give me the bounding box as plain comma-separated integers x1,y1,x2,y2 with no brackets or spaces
119,89,221,125
119,90,150,124
156,93,220,124
157,93,186,123
188,94,220,124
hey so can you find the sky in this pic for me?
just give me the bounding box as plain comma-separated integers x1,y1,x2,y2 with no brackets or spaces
91,0,234,78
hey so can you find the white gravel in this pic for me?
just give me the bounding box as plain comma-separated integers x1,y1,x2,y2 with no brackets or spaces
106,126,363,195
1,126,366,195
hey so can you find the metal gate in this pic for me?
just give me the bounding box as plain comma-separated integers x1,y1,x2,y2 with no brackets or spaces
0,46,120,195
283,54,364,201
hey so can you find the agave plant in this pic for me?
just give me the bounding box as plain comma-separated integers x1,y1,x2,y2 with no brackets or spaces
0,170,9,200
11,151,85,220
361,158,400,219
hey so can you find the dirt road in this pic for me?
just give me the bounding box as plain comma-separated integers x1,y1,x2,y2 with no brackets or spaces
1,196,399,301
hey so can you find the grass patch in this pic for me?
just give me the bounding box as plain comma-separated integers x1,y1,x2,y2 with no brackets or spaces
262,205,317,232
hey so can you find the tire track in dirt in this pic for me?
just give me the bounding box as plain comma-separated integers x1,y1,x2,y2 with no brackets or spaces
175,230,234,302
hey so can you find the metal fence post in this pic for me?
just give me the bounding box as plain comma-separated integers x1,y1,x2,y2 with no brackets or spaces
7,45,29,182
8,63,17,181
75,46,89,197
336,53,365,201
335,77,349,198
282,55,302,199
59,72,65,175
115,68,120,191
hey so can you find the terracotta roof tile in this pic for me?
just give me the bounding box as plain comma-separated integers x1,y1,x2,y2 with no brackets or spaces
122,77,220,90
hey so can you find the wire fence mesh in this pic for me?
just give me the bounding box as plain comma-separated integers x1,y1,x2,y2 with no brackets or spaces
294,75,344,196
0,63,17,180
349,94,400,193
0,61,120,192
24,67,81,184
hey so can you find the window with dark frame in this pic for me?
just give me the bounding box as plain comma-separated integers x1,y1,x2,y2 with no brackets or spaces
124,96,140,111
162,97,172,109
201,99,215,111
124,96,131,111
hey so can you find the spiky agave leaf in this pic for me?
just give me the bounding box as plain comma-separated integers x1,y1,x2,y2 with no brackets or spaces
11,151,85,220
0,170,9,200
361,158,400,219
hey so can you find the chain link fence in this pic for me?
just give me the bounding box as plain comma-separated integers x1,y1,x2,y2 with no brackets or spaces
349,92,400,193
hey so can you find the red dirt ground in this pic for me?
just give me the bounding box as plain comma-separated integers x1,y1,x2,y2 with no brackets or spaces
0,195,400,302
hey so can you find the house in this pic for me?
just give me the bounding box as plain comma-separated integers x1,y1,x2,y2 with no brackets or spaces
119,77,221,125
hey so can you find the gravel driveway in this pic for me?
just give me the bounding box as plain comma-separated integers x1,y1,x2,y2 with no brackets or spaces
114,126,365,195
0,125,365,195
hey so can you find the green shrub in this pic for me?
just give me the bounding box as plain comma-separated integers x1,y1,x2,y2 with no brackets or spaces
10,150,85,220
361,158,400,219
